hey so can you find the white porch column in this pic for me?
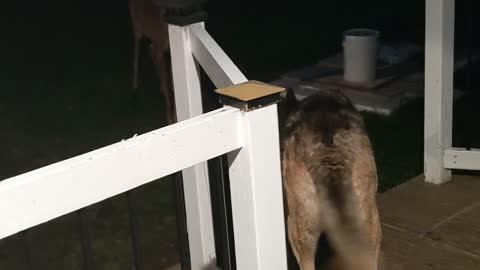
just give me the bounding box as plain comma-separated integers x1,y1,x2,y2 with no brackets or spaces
424,0,455,184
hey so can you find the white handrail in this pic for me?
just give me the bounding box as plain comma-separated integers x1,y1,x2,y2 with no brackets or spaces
0,107,241,240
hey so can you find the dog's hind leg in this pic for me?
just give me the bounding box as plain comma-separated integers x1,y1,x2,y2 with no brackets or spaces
282,147,322,270
286,215,321,270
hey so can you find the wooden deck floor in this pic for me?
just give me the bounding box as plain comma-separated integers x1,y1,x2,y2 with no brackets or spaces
166,174,480,270
378,174,480,270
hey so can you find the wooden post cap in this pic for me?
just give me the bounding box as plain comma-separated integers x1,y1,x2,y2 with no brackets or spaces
215,81,286,111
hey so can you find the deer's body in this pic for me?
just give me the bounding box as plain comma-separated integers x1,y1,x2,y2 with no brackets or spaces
129,0,176,124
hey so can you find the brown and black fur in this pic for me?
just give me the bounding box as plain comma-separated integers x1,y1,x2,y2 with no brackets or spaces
279,88,381,270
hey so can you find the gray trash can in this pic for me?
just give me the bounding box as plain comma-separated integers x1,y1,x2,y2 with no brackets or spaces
343,29,379,83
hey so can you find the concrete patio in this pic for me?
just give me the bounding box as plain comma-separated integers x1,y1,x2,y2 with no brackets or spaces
379,174,480,269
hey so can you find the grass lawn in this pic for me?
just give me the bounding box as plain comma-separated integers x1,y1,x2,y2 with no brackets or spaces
1,0,479,269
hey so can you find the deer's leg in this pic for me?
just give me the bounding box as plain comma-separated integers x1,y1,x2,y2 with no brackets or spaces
132,36,141,91
151,45,176,124
164,50,177,123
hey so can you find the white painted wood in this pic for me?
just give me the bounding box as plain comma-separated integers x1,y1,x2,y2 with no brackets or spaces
0,107,242,240
424,0,455,184
444,148,480,170
169,23,205,120
189,23,248,88
168,23,218,269
227,105,288,270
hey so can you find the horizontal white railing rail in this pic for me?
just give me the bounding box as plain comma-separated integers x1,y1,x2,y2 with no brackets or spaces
443,148,480,170
0,107,241,240
189,23,248,88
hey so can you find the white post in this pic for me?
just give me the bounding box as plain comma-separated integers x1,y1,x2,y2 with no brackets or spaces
424,0,455,184
228,105,288,270
168,23,217,269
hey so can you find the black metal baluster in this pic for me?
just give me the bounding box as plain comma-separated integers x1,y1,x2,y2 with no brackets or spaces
77,208,94,270
126,190,144,270
200,68,235,270
173,172,191,270
207,157,235,270
21,230,33,270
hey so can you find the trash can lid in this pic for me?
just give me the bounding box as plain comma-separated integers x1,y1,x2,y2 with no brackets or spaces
343,29,379,37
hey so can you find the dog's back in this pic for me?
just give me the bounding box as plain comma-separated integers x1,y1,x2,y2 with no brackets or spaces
281,89,381,270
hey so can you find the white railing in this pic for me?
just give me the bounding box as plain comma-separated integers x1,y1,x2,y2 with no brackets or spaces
168,23,248,269
0,21,288,270
424,0,480,184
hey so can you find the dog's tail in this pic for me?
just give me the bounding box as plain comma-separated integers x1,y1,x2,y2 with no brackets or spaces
319,195,376,270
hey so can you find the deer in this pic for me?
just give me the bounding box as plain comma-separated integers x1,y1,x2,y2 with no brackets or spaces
129,0,176,124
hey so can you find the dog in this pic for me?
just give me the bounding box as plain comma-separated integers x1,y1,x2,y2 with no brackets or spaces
279,88,382,270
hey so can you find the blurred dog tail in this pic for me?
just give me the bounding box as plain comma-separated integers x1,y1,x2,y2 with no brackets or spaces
320,196,375,270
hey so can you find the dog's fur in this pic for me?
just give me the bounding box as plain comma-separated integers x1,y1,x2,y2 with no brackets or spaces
279,88,381,270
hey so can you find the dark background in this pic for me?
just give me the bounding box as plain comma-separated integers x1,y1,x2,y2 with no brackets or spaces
1,1,480,269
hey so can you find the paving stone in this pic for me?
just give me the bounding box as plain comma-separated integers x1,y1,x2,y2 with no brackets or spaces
379,175,480,234
381,226,480,270
428,203,480,256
